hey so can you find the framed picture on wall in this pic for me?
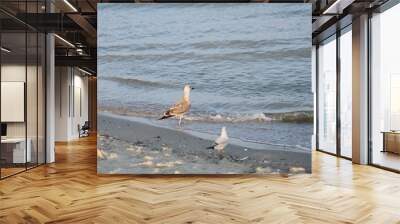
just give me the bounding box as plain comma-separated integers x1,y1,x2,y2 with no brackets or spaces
97,3,313,175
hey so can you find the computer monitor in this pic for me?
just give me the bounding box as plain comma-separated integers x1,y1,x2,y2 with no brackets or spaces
1,123,7,137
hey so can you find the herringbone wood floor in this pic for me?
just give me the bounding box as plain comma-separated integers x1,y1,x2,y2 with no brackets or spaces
1,135,400,224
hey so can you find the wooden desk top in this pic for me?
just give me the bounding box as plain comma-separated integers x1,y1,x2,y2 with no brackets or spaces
1,138,29,143
381,131,400,134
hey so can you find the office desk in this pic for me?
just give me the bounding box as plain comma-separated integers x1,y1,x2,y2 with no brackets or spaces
1,138,31,163
382,131,400,154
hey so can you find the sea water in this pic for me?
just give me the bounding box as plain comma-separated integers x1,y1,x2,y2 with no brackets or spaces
98,3,313,150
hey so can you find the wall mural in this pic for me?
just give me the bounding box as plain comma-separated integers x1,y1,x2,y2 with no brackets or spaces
97,3,312,174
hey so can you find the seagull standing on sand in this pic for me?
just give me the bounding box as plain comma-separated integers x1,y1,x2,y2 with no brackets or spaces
207,126,229,155
159,84,193,127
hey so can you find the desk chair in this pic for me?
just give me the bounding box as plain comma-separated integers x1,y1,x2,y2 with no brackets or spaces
78,121,90,138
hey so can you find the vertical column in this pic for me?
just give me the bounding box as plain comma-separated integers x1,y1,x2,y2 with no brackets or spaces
312,45,317,150
46,1,55,163
46,34,55,163
352,14,369,164
336,30,341,156
88,76,97,132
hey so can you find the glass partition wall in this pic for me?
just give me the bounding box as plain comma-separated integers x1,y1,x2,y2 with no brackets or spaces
370,3,400,171
316,0,400,172
316,26,352,159
0,4,46,179
0,31,27,177
339,27,352,159
317,35,337,155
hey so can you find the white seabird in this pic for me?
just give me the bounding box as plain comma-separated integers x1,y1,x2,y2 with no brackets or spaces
207,126,229,154
159,84,193,126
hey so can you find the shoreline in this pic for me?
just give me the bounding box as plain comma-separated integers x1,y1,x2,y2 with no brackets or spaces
97,112,311,174
98,105,314,124
98,110,312,152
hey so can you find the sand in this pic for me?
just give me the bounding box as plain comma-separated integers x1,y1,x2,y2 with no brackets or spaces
97,112,311,174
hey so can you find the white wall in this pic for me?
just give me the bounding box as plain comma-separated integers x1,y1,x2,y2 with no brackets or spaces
55,67,89,141
312,45,317,150
1,65,26,140
1,65,41,138
1,65,26,129
55,67,70,141
71,73,89,138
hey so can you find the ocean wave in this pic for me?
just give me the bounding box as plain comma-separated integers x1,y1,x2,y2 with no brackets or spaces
184,113,272,123
186,111,313,123
264,111,314,123
99,38,309,53
98,47,310,63
101,76,176,88
99,106,313,123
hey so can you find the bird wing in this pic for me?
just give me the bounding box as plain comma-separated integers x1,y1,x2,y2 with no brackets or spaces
164,100,190,116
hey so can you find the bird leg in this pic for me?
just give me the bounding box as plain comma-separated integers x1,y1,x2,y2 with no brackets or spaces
178,115,183,127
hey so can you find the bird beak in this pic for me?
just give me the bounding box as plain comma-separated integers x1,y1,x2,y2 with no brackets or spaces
191,87,195,90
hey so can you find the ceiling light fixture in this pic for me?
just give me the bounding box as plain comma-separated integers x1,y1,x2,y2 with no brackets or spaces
76,48,84,55
323,0,342,14
63,0,78,12
323,0,354,15
78,67,93,76
1,47,11,53
54,34,75,48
